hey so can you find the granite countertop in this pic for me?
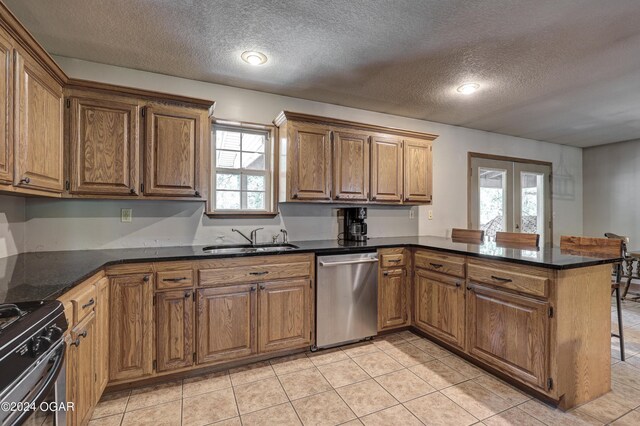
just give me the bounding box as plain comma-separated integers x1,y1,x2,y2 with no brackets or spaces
0,236,620,304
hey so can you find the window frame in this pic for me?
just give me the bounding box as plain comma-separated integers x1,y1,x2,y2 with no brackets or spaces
207,119,278,217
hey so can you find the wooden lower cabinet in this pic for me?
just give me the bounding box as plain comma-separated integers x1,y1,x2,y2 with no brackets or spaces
94,277,110,399
378,268,408,331
109,274,154,381
156,289,195,371
69,312,96,426
466,283,550,390
258,279,312,353
414,269,464,348
196,284,257,364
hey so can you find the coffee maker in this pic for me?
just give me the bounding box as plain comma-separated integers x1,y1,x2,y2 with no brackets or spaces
342,207,368,242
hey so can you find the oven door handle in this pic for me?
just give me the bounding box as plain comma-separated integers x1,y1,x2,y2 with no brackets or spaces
10,341,66,426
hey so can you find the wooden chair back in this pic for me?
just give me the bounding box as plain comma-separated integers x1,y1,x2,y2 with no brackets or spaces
559,235,623,258
495,232,540,248
451,228,485,243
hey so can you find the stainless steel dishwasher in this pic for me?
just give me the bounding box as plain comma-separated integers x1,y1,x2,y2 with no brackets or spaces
316,252,378,349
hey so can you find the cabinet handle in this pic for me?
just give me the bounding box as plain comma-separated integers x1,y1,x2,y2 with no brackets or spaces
163,277,188,282
249,271,269,276
491,275,513,283
455,282,461,287
143,275,150,282
19,177,30,185
184,291,191,298
383,271,389,276
71,338,81,347
429,263,443,269
81,298,95,309
130,188,135,194
292,194,298,199
259,285,266,290
467,286,473,291
250,286,256,292
80,330,87,338
388,259,401,263
194,191,200,197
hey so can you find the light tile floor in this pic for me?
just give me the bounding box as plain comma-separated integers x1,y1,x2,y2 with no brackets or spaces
89,297,640,426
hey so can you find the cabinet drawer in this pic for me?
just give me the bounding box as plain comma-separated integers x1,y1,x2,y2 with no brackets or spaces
156,269,193,290
467,260,550,298
380,253,405,268
414,251,465,278
200,262,311,286
71,284,97,324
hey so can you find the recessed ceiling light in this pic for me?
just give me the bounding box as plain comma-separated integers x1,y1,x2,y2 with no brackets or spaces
241,51,267,66
456,83,480,95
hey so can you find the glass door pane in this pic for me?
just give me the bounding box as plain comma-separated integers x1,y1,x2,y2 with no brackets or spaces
514,163,551,246
478,168,508,241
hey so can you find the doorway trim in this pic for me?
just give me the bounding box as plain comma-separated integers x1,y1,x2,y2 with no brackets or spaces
467,152,553,242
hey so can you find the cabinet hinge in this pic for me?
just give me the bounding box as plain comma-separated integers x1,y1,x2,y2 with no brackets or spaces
193,352,197,362
548,306,554,318
547,378,553,390
192,292,196,301
153,360,157,370
65,180,70,191
310,330,312,339
309,280,312,288
66,99,70,108
141,183,145,193
141,108,146,117
153,295,156,306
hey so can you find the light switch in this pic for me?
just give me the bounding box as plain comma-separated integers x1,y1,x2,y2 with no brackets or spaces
428,210,433,220
121,208,132,223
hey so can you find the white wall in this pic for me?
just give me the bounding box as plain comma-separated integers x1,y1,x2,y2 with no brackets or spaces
18,57,583,251
583,139,640,244
0,195,26,258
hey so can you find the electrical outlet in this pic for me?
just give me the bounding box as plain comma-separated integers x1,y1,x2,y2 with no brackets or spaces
428,210,433,220
409,209,415,219
121,208,132,223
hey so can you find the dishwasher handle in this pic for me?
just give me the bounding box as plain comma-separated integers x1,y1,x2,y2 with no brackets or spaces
319,258,379,267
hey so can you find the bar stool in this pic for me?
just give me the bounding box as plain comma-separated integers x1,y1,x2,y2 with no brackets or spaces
451,228,485,243
495,231,540,249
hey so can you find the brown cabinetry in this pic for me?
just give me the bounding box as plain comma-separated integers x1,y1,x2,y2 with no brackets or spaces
0,28,12,184
13,49,64,193
332,130,369,201
258,279,312,352
69,311,96,426
466,283,549,390
94,277,109,399
196,284,257,364
370,136,403,203
109,274,154,381
156,289,194,372
287,122,332,200
403,139,432,202
68,95,139,195
378,249,409,331
143,105,201,197
414,269,464,348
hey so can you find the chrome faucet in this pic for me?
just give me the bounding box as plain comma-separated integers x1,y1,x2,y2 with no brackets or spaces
281,229,288,244
232,228,263,245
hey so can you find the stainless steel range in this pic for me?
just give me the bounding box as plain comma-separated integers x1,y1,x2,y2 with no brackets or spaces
0,301,68,426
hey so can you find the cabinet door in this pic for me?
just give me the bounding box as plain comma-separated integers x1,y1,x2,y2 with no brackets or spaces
258,279,311,352
156,289,194,372
288,123,331,200
370,136,402,202
94,277,110,400
109,274,153,381
403,139,432,203
0,30,12,184
13,50,63,192
378,268,408,330
333,131,369,201
69,96,139,195
144,105,200,197
70,312,96,426
414,269,464,348
467,283,549,390
197,284,257,364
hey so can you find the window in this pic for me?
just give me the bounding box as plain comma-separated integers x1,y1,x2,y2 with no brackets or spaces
211,122,275,215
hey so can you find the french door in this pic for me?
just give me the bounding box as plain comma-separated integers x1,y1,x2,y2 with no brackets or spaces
469,156,551,245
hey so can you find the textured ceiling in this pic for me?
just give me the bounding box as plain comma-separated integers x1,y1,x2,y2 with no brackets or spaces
6,0,640,147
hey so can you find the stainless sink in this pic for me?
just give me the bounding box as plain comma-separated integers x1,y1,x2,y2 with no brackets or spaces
203,244,298,255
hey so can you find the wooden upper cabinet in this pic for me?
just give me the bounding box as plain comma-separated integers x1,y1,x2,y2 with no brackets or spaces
370,136,403,203
156,289,194,372
144,105,200,197
288,122,332,200
414,269,464,348
258,279,312,353
13,49,64,193
197,284,257,364
109,273,153,381
69,95,139,195
333,131,369,201
0,30,12,184
404,139,432,203
466,283,549,390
